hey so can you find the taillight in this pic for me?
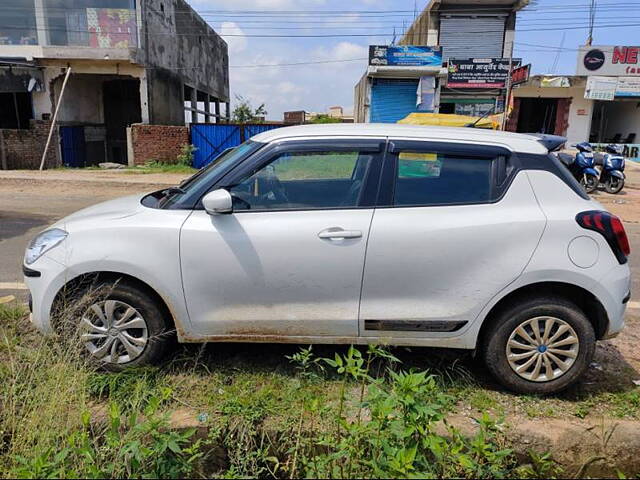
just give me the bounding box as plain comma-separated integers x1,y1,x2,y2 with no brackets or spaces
576,211,630,264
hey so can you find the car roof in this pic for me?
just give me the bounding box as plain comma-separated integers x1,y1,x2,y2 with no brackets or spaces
250,123,549,154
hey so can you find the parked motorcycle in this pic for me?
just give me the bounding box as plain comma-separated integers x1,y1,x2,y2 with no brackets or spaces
557,142,600,194
598,144,626,194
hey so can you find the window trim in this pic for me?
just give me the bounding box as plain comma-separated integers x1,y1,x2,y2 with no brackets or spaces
377,140,515,209
199,138,386,213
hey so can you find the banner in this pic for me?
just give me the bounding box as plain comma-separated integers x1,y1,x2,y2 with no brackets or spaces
369,45,443,67
447,58,522,88
616,77,640,97
87,8,137,48
417,76,436,112
540,76,571,88
584,76,618,100
593,143,640,162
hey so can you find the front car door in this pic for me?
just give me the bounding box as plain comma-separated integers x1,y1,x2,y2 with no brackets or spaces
360,140,546,339
180,138,384,339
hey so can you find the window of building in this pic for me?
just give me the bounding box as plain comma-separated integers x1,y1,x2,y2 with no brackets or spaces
229,150,373,211
393,151,493,206
43,0,137,47
0,92,34,129
0,0,37,45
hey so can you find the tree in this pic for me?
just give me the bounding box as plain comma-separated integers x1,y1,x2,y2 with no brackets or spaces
308,114,341,124
231,95,267,124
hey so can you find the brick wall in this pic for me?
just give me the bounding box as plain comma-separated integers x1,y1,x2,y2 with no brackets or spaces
1,120,60,169
129,124,190,166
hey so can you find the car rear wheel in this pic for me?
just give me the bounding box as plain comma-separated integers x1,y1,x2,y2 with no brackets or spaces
482,296,595,394
74,281,173,370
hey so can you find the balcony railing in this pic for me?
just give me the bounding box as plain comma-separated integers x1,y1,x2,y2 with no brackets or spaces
0,0,137,48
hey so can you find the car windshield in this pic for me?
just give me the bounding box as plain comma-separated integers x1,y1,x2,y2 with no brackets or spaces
159,140,262,209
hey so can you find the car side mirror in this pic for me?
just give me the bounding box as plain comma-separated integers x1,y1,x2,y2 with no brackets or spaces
202,189,233,215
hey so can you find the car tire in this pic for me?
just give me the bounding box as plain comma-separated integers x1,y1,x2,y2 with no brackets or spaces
61,280,174,371
482,296,595,395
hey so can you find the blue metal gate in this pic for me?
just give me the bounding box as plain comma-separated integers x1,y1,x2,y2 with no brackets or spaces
190,123,283,169
60,126,87,167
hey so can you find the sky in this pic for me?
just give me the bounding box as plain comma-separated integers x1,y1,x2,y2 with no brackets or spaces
187,0,640,121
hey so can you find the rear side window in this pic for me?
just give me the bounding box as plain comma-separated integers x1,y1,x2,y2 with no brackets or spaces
393,151,494,206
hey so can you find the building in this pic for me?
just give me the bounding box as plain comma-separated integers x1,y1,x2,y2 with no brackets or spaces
284,107,354,124
0,0,229,166
508,46,640,161
354,0,528,123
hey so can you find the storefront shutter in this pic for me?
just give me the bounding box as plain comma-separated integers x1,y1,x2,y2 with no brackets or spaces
439,16,506,60
370,79,419,123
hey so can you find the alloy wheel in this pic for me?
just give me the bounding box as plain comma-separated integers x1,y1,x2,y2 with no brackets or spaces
80,300,149,364
505,316,579,382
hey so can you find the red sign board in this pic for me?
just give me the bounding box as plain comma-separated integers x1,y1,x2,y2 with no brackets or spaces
511,64,531,86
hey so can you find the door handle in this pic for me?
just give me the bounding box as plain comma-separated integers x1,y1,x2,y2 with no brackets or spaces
318,228,362,240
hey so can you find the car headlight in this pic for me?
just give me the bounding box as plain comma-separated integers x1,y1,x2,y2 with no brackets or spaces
25,228,68,265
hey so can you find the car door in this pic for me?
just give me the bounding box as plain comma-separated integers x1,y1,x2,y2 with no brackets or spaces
360,140,546,338
180,138,384,338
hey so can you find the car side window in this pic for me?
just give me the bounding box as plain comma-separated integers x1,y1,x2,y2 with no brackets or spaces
229,150,373,211
393,150,494,206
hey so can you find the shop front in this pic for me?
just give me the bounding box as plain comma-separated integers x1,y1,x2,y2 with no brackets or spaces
354,45,443,123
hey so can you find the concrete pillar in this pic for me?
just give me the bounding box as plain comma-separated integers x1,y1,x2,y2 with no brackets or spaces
34,0,48,45
225,102,230,123
205,95,212,123
215,100,220,124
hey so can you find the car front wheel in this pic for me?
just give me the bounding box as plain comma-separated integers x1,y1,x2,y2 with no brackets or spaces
482,296,595,394
66,281,174,370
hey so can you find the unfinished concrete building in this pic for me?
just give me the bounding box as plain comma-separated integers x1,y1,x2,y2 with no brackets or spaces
0,0,229,166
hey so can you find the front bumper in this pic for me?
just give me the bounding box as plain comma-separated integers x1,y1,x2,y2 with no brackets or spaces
23,255,70,334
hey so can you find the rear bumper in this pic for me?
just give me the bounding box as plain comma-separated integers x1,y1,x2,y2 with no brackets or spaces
594,263,631,339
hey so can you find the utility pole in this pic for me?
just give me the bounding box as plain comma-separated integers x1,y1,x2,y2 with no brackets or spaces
587,0,596,46
502,55,514,131
39,67,71,171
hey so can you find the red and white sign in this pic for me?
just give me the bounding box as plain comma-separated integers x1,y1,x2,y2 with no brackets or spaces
577,45,640,76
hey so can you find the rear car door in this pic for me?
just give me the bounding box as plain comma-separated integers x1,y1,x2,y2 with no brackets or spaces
180,138,384,338
360,140,547,338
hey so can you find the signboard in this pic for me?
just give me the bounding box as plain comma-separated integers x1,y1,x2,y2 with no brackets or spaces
584,76,618,100
616,77,640,97
447,58,522,88
577,45,640,76
369,45,443,67
593,143,640,163
511,64,531,86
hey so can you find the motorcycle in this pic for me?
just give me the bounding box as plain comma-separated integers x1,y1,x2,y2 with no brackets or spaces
598,144,626,194
557,142,600,194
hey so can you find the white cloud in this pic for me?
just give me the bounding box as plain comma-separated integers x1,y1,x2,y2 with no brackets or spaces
220,21,247,53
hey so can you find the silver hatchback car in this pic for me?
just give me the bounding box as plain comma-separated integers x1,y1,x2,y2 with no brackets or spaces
25,124,631,394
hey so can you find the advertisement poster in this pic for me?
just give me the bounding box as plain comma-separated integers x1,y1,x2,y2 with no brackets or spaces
369,45,443,67
584,76,618,100
87,8,137,48
447,58,522,88
593,143,640,162
510,64,531,86
417,76,436,111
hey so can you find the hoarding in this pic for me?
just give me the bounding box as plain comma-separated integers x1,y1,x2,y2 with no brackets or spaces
87,8,137,48
511,64,531,86
593,143,640,162
447,58,522,88
576,45,640,76
369,45,443,67
584,76,618,100
616,77,640,97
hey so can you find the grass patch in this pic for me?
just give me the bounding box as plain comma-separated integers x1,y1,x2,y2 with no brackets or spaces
124,163,197,175
1,302,638,477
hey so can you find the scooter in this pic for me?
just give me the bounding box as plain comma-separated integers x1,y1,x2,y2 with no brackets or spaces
557,142,600,194
598,144,626,194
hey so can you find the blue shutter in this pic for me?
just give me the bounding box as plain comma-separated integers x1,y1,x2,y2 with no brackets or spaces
370,79,419,123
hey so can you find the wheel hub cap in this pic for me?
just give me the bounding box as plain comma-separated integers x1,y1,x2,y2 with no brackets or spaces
80,300,149,364
506,316,579,383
